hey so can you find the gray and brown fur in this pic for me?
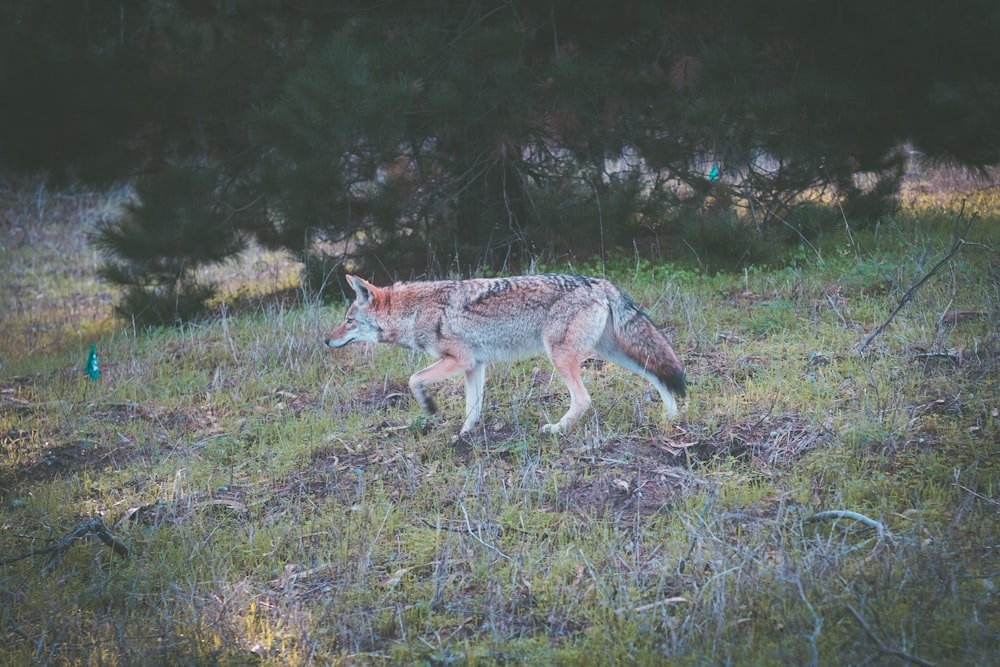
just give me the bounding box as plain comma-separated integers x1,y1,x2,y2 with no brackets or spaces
325,274,686,435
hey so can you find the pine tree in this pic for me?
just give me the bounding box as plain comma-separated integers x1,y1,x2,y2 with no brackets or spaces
93,168,244,325
7,1,1000,317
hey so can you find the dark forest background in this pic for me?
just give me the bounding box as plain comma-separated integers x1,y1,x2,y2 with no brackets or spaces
3,0,998,324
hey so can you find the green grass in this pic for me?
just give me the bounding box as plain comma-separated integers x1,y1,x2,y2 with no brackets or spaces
2,176,999,665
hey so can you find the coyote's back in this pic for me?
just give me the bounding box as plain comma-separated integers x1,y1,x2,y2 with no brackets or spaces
326,274,685,435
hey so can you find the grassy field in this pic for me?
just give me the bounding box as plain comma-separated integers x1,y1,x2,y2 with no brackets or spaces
1,174,998,665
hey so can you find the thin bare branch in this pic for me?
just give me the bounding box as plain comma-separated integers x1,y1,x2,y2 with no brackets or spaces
858,203,993,353
459,502,510,561
808,510,890,540
0,517,129,568
847,604,936,667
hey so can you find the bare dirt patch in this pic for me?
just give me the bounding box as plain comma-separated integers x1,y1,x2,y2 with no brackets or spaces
2,440,137,488
303,444,426,505
348,381,411,411
1,402,150,490
555,413,824,522
678,412,827,466
556,434,710,522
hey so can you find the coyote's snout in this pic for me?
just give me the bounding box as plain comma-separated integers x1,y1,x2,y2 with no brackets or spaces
325,274,685,435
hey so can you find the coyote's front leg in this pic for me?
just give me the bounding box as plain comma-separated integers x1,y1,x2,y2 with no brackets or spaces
460,363,487,435
407,355,474,429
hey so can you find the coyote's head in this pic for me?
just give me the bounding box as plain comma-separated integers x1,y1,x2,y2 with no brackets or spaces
325,275,383,348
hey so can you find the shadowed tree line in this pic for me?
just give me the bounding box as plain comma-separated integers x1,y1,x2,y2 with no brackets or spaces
3,0,998,324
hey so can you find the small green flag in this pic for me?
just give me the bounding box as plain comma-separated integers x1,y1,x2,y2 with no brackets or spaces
708,164,720,181
86,344,101,381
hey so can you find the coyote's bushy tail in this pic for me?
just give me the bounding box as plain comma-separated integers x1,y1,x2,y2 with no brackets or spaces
603,287,686,414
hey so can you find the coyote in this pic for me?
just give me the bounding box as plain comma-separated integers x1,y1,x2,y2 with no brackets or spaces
325,274,686,435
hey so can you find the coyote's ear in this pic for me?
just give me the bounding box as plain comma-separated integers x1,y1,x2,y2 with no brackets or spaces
345,274,376,304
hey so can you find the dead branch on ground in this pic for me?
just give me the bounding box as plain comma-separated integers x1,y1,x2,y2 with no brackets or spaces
847,604,935,667
808,510,891,541
0,517,130,570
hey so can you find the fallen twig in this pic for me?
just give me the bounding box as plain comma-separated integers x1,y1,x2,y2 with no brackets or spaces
858,238,970,353
954,482,1000,508
459,503,510,561
940,310,987,324
858,203,991,354
420,517,534,537
0,517,130,569
808,510,890,540
912,350,963,366
847,604,935,667
614,597,689,615
4,618,43,657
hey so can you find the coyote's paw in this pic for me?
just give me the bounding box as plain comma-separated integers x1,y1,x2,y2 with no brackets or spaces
539,423,563,435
